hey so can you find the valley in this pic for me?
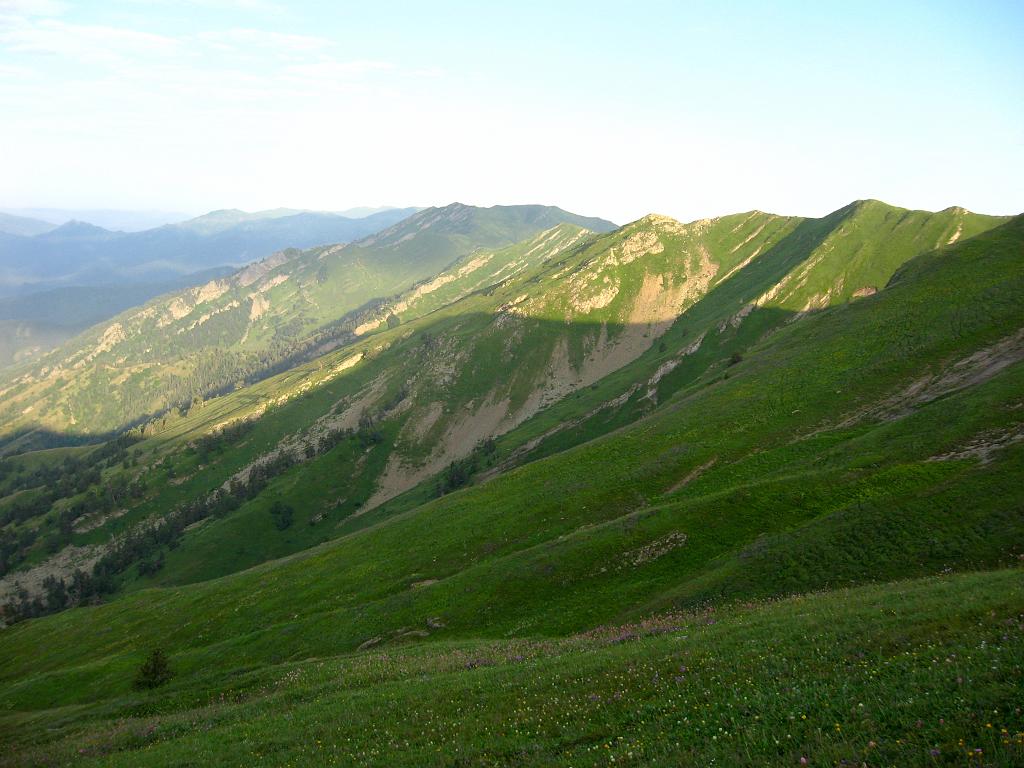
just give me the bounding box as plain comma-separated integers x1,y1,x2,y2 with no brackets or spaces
3,2,1021,763
0,200,1021,766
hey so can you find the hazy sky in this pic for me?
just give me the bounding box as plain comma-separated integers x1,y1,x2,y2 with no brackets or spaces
1,0,1022,224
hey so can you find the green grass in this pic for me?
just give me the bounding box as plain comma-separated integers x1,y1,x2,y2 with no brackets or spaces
0,205,1021,766
1,214,1021,713
2,201,1008,593
130,202,1016,588
3,568,1022,766
0,205,614,442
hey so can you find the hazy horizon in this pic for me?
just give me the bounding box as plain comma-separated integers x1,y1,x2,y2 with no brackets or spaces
2,1,1023,224
0,204,411,230
3,195,1021,236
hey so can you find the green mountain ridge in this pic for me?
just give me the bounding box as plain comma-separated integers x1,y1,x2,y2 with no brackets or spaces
0,201,1008,596
0,201,1021,767
0,208,422,294
0,204,617,446
0,269,237,370
0,207,427,369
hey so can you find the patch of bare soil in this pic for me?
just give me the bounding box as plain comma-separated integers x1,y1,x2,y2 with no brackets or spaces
838,328,1024,427
928,424,1024,464
594,531,688,574
364,395,511,511
0,544,105,605
797,329,1024,443
400,401,444,445
73,507,129,533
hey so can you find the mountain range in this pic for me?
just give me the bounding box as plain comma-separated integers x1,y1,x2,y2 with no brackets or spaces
0,207,421,289
0,204,616,445
0,206,421,369
0,209,192,233
0,207,404,235
0,199,1020,766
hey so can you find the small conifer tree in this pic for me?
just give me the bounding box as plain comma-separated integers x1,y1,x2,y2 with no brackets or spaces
134,648,172,689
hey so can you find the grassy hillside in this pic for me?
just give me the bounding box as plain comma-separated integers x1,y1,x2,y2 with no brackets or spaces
0,202,1011,609
0,205,1020,766
2,569,1022,767
121,202,1015,585
0,210,1020,687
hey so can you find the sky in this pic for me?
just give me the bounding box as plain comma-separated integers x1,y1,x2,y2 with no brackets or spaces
1,0,1022,225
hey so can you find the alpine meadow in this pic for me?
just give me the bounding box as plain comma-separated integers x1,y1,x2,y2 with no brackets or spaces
1,2,1022,767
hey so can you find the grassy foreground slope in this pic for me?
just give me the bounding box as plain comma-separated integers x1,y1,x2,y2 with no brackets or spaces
0,215,1021,703
3,570,1023,766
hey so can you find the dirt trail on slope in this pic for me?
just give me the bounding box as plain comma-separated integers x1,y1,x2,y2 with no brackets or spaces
928,423,1024,464
665,457,718,494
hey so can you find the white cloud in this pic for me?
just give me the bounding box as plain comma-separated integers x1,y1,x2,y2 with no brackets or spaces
0,0,67,18
125,0,284,12
0,19,181,63
196,28,332,55
281,58,394,80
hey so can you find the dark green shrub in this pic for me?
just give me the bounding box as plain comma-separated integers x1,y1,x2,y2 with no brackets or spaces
269,500,294,531
134,648,172,690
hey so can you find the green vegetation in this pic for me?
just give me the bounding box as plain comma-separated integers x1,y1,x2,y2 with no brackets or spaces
132,648,172,691
0,201,1020,766
1,202,1016,604
2,570,1021,766
0,204,615,444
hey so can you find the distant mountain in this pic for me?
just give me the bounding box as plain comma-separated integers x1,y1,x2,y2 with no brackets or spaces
176,208,421,235
335,205,403,218
0,207,422,290
0,207,424,365
0,212,57,237
0,208,192,232
35,220,118,241
175,208,312,235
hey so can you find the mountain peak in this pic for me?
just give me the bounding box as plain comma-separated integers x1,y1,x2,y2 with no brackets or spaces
43,220,114,237
635,213,682,226
940,205,971,216
847,198,896,213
